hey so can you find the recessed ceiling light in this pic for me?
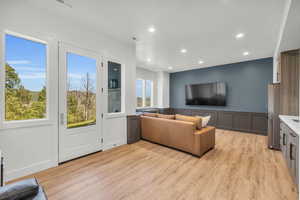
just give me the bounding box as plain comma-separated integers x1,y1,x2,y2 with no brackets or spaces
147,58,151,62
180,49,187,53
198,60,204,64
235,33,245,39
243,51,250,56
168,66,173,70
148,26,156,33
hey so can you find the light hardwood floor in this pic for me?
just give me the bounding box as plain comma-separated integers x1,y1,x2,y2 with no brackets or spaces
11,129,298,200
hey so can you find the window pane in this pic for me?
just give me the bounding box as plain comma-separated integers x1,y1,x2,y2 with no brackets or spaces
67,53,96,129
108,61,121,113
145,80,152,107
5,34,47,121
136,79,143,107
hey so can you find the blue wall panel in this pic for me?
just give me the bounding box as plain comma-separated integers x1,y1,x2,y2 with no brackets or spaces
170,58,273,113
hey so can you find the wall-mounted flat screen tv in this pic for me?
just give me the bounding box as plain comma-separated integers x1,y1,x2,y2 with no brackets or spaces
185,82,226,106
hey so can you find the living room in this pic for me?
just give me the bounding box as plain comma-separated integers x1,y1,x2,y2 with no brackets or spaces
0,0,300,200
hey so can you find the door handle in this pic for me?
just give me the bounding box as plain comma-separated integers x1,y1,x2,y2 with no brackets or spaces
290,144,294,160
60,113,65,125
282,134,286,145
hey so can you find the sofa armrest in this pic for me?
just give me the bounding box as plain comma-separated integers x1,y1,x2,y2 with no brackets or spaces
32,186,48,200
194,126,215,135
0,178,39,200
193,126,216,156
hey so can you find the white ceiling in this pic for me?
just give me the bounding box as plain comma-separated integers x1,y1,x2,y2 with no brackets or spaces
27,0,286,72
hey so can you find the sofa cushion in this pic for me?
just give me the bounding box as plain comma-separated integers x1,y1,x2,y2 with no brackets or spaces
143,113,157,117
157,114,175,120
175,114,202,130
0,178,39,200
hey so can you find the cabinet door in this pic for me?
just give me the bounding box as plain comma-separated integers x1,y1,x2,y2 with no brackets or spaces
127,116,141,144
280,122,288,160
280,50,299,116
280,121,299,188
288,130,299,186
132,117,141,142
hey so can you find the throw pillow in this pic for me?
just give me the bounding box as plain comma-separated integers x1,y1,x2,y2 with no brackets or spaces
175,114,202,129
196,116,211,127
0,178,39,200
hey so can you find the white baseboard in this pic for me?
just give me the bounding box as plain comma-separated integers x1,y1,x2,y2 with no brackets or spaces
103,140,126,151
5,160,58,182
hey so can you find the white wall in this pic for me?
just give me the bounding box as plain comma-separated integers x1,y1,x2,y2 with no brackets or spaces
157,71,170,108
0,0,136,181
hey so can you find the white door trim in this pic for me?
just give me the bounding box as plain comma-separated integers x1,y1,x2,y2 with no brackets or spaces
58,42,103,163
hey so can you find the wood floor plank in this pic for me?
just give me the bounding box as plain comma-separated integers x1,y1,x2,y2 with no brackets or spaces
8,129,298,200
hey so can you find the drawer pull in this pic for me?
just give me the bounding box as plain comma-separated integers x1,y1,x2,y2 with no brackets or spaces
290,144,294,161
283,134,286,145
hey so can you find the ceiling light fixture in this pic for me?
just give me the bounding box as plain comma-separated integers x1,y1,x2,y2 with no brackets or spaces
198,60,204,64
235,33,245,39
180,49,187,53
243,51,250,56
148,26,156,33
147,58,151,62
168,66,173,70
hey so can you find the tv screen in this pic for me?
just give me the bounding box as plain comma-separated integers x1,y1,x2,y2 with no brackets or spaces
185,82,226,106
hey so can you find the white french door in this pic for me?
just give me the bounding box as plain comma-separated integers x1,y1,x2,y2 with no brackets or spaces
58,42,103,162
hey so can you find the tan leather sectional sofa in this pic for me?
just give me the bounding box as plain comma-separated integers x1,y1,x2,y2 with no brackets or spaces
141,114,215,157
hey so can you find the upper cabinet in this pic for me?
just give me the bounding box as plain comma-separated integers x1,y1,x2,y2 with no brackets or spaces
108,61,122,113
279,49,300,116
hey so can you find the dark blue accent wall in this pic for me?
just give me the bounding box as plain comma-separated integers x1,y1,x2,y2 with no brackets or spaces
170,58,273,113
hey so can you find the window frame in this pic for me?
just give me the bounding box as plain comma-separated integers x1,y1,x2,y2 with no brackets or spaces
104,57,126,118
0,30,51,129
136,78,154,109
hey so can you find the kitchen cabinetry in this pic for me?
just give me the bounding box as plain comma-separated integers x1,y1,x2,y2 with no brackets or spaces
279,49,299,116
280,120,299,187
127,115,141,144
268,84,281,149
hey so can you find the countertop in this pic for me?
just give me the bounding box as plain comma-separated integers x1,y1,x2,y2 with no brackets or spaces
279,115,300,135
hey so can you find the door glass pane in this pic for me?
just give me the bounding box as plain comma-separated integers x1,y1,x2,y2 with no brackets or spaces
5,34,47,121
145,80,152,107
136,79,143,107
108,61,121,113
67,52,96,128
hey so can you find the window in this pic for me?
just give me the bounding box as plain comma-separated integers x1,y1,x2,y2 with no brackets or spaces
108,61,122,113
145,80,152,107
136,79,153,108
136,79,143,107
67,53,97,128
4,33,47,121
